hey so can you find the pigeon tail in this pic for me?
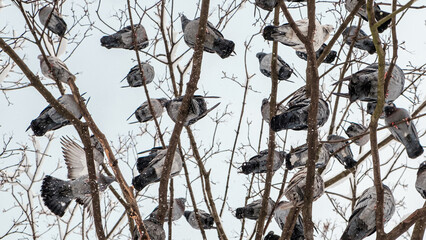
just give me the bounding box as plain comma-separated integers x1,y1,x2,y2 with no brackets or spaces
41,175,73,217
30,117,58,136
375,10,391,33
100,35,121,49
133,167,157,191
405,138,424,159
235,207,248,219
278,66,293,81
364,41,376,54
240,161,259,175
270,111,304,132
343,156,357,169
323,50,337,64
213,38,235,59
263,25,283,41
54,17,67,37
132,175,149,191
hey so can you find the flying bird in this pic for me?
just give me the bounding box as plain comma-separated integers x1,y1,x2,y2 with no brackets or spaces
181,14,235,59
341,184,395,240
285,143,329,170
254,0,277,11
165,95,220,126
38,5,67,37
342,26,376,54
27,94,82,136
324,135,357,169
345,0,391,33
38,55,75,83
100,24,148,50
149,198,186,222
416,161,426,199
283,168,324,207
384,104,424,159
263,19,334,52
239,149,286,174
235,198,275,220
184,210,216,230
126,63,155,87
274,201,304,240
295,43,337,64
344,122,370,146
256,52,294,81
133,219,166,240
131,98,168,123
261,98,286,123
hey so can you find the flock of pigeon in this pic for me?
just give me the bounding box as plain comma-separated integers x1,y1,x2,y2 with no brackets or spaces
26,1,425,240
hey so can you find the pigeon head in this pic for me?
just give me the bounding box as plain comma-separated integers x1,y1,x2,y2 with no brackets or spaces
262,98,269,106
158,98,169,107
262,25,276,41
418,161,426,174
176,198,186,208
37,55,45,60
98,175,115,190
256,52,267,61
383,102,396,117
90,135,103,153
183,211,191,220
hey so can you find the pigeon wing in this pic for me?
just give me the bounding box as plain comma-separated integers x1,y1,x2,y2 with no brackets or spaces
61,136,97,179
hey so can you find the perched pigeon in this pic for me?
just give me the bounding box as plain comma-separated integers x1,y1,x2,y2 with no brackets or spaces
126,63,155,87
344,122,370,146
256,52,294,81
285,144,329,170
133,219,166,240
100,24,148,50
274,201,304,240
133,98,168,123
41,137,114,217
149,198,186,222
235,198,275,220
341,185,395,240
184,210,216,230
38,5,67,37
345,0,391,33
270,86,330,132
324,135,357,169
181,14,235,59
342,26,376,54
334,63,405,103
263,19,334,52
239,149,286,174
254,0,277,11
264,231,280,240
165,95,220,126
284,168,324,207
416,161,426,199
132,147,183,191
295,43,337,64
384,104,424,159
28,94,82,136
261,98,286,123
38,55,75,83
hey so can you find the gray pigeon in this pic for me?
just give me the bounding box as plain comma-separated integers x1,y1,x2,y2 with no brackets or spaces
324,135,357,169
235,197,275,220
416,161,426,199
38,55,75,83
132,147,182,191
284,168,324,208
100,24,148,50
184,210,216,230
295,43,337,64
126,63,155,87
133,219,166,240
263,19,334,52
341,184,395,240
264,231,280,240
345,0,391,33
38,5,67,37
239,149,286,174
149,198,186,222
261,98,285,123
270,86,330,132
285,143,329,170
274,201,304,240
256,52,294,81
133,98,168,123
384,104,424,159
254,0,277,11
334,63,405,103
344,122,370,146
342,26,376,54
165,95,220,126
181,14,235,59
27,94,82,136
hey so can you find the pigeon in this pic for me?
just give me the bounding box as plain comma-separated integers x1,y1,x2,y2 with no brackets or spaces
239,149,286,174
270,86,330,132
284,168,324,207
184,210,216,230
264,231,280,240
384,104,424,159
256,52,294,81
341,184,395,240
344,122,370,146
365,102,386,119
295,43,337,64
416,161,426,199
324,135,357,169
334,63,405,103
149,198,186,222
181,14,235,59
261,98,286,123
165,95,220,126
263,19,334,52
38,55,75,83
41,137,114,217
274,201,304,240
133,219,166,240
235,198,275,220
133,98,168,123
132,147,183,191
100,24,148,50
28,94,82,136
285,143,329,170
254,0,277,11
125,63,155,87
345,0,391,33
342,26,376,54
38,5,67,37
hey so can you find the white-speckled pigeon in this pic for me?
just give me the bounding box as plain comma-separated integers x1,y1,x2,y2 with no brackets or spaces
295,43,337,64
344,122,370,146
132,98,168,123
184,210,216,230
345,0,391,33
38,55,75,83
285,143,329,170
126,63,155,87
416,161,426,199
239,149,286,174
283,168,324,208
256,52,294,81
133,219,166,240
149,198,186,222
342,26,376,54
101,25,148,50
181,14,235,59
261,98,286,123
325,135,357,169
235,198,275,220
39,5,67,37
274,201,304,240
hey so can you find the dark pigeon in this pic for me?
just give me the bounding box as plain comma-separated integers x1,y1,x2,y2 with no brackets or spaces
39,5,67,37
416,161,426,199
345,0,391,33
324,135,357,169
149,198,186,222
235,198,275,220
274,201,304,240
342,26,376,54
261,98,285,123
133,219,166,240
284,168,324,208
239,149,286,174
39,55,75,83
285,143,329,170
101,24,148,50
133,98,167,123
295,43,337,64
256,52,294,81
184,210,216,230
344,122,370,146
126,63,155,87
